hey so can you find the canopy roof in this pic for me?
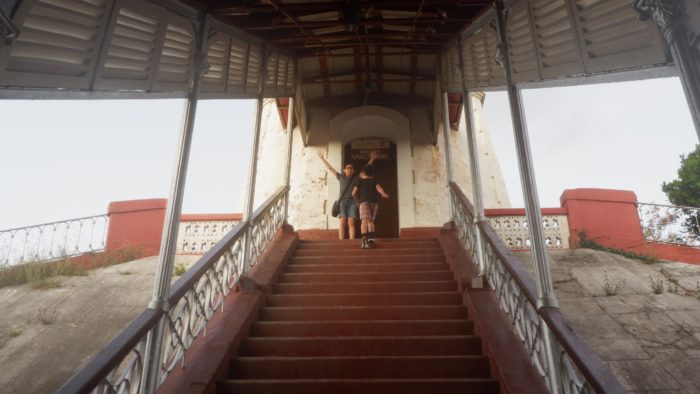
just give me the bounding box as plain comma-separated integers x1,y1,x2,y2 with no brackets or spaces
0,0,674,106
182,0,490,106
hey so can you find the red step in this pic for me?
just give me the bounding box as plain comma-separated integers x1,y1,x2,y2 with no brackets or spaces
293,248,444,257
284,262,448,273
218,378,500,394
273,281,457,294
288,254,445,264
277,271,454,283
265,292,462,307
230,355,490,379
259,305,468,321
297,241,440,250
250,320,474,337
239,336,482,357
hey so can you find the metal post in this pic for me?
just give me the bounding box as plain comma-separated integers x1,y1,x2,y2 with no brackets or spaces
635,0,700,140
283,97,295,222
494,1,560,391
441,91,455,183
242,43,269,266
141,15,209,394
464,92,487,273
457,35,488,274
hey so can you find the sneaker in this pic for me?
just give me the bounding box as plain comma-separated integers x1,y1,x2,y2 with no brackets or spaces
368,232,375,244
361,238,368,249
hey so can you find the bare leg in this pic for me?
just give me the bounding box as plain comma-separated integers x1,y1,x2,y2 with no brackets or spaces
361,218,369,234
348,218,356,239
368,220,375,233
339,217,347,239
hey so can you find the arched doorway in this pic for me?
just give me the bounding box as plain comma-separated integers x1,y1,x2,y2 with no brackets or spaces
344,138,399,238
327,106,415,231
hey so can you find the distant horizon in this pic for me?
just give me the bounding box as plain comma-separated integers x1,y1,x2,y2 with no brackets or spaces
1,76,698,230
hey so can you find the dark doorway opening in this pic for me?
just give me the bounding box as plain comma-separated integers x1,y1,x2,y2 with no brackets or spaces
344,138,399,238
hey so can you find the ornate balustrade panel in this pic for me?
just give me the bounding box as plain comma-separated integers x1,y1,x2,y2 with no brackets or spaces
638,202,700,248
0,214,108,267
59,187,288,394
177,216,242,254
449,182,624,394
486,211,570,250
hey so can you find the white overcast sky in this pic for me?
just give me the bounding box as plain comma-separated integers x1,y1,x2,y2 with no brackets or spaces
0,76,697,229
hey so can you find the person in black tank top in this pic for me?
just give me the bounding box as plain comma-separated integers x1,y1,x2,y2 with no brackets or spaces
352,164,389,248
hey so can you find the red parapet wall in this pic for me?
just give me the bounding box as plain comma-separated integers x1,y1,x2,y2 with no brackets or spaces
560,188,700,264
560,188,644,250
106,199,168,257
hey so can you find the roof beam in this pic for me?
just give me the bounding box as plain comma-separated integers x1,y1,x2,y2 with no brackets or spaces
300,50,436,58
210,1,489,15
292,41,442,49
241,18,471,31
265,0,321,44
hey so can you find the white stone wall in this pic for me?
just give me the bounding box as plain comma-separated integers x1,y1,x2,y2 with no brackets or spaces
250,96,510,231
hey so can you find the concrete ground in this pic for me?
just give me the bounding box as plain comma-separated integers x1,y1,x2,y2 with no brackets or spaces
2,249,700,393
515,249,700,394
0,255,199,394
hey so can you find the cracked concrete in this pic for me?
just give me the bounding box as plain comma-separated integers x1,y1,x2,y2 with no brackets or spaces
516,249,700,393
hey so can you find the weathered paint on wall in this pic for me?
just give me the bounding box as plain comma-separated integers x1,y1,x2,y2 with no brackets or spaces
250,95,511,231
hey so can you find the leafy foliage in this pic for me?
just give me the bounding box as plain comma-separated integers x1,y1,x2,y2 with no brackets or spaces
662,145,700,239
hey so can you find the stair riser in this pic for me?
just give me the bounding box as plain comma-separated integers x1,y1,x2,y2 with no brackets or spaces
217,379,500,394
285,263,448,273
278,272,453,283
265,293,462,307
273,281,457,294
259,306,468,321
239,337,482,357
294,249,444,257
250,321,474,337
230,357,490,379
289,255,445,264
297,242,440,250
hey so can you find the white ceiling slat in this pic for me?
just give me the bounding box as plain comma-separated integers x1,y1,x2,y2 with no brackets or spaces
200,31,231,94
153,14,194,92
227,36,248,94
93,1,164,91
575,0,667,74
507,0,539,83
530,0,582,79
245,44,261,94
0,0,112,89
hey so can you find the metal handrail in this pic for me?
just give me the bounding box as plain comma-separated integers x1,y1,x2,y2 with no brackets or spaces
0,214,109,267
449,182,625,394
58,186,289,394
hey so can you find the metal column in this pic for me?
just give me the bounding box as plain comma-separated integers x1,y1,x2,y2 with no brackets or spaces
635,0,700,140
242,43,269,266
494,0,560,391
141,15,209,394
457,36,487,274
283,97,295,221
441,92,455,183
441,91,456,221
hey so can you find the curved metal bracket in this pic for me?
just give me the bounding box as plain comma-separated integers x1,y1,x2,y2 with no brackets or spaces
0,7,18,45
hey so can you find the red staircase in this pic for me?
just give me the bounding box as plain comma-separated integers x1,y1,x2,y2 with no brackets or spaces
217,238,500,393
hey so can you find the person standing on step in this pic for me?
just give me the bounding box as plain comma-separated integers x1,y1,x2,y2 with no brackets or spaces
352,164,389,248
317,150,377,239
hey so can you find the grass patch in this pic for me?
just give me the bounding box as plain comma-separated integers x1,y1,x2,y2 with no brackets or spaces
173,263,187,277
602,271,626,296
7,327,22,338
0,246,144,289
30,278,62,290
577,231,659,264
36,307,57,325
